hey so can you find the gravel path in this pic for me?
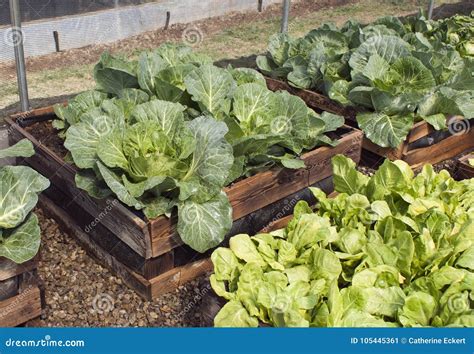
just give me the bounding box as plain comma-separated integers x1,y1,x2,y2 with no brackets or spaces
35,208,212,327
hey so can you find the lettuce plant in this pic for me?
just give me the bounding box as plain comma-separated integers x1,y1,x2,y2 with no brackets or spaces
257,14,474,148
0,140,50,263
211,155,474,327
53,44,344,253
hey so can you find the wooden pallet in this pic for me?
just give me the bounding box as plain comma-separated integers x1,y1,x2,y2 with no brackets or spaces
265,78,474,169
6,106,362,299
457,153,474,180
0,258,43,327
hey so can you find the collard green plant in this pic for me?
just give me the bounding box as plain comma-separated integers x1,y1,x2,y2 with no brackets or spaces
211,155,474,327
0,140,50,263
257,13,474,148
53,44,344,253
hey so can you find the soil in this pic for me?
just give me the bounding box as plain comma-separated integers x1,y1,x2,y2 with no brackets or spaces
25,120,68,159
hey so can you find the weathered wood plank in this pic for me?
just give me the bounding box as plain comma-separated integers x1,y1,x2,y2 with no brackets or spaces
40,185,175,279
403,129,474,170
0,286,42,327
0,258,38,282
458,153,474,180
406,120,432,143
38,195,153,299
0,276,19,301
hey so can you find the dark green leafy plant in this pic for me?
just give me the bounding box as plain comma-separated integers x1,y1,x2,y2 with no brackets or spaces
0,140,50,263
257,14,474,148
53,44,344,253
211,155,474,327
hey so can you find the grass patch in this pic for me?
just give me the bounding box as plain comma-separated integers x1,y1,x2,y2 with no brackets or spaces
0,0,461,111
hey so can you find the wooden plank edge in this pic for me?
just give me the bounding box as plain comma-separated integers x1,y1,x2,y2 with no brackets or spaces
0,257,38,282
404,129,474,170
7,117,151,259
0,286,42,327
39,194,215,299
38,195,155,300
457,153,474,180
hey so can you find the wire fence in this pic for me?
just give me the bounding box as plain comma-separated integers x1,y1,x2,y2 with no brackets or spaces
1,0,472,114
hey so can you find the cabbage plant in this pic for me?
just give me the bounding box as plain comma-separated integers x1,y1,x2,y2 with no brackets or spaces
0,140,50,264
257,14,474,148
53,44,344,253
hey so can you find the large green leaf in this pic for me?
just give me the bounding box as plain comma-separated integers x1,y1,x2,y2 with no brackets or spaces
96,162,144,210
0,139,35,159
184,64,234,118
214,300,258,327
232,83,271,132
332,155,369,194
137,51,167,95
131,100,187,139
349,35,411,73
183,116,233,199
268,33,291,66
94,52,139,95
0,166,49,229
0,214,41,264
177,191,232,253
65,113,117,169
357,112,414,148
54,90,107,127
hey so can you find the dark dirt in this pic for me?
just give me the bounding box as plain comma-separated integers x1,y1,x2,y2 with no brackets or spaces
25,120,68,159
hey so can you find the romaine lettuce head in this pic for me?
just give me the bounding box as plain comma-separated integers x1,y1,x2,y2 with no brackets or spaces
211,155,474,327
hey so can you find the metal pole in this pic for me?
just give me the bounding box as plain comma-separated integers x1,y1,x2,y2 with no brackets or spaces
427,0,435,19
9,0,29,112
281,0,290,33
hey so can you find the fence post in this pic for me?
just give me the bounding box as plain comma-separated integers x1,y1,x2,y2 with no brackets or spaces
9,0,30,112
427,0,435,19
281,0,290,33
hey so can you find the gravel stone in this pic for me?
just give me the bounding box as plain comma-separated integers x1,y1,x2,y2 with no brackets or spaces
35,208,210,327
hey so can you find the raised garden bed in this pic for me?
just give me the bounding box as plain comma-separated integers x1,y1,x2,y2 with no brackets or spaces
6,106,363,299
457,152,474,180
0,257,43,327
265,78,474,170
